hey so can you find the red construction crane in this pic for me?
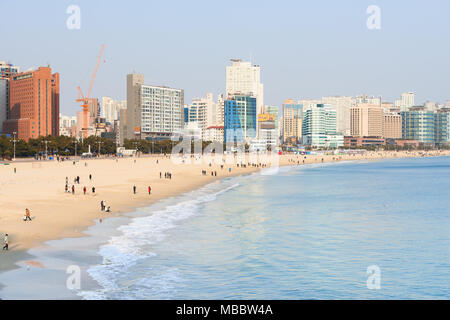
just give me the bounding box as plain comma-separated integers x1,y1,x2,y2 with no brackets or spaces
76,44,106,139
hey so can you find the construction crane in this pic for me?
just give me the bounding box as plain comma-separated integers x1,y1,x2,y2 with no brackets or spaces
76,44,106,140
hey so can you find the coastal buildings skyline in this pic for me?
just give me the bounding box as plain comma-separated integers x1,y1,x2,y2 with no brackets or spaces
2,56,450,149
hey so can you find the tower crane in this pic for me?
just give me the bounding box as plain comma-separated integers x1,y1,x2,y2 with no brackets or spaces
76,44,106,140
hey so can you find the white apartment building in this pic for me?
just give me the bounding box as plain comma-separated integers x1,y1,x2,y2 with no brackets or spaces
354,94,382,107
188,93,225,140
322,96,353,136
226,59,264,114
141,85,184,137
204,126,224,143
126,73,184,139
400,92,415,111
102,97,126,124
298,99,321,111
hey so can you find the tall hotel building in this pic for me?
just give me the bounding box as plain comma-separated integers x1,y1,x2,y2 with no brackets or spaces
226,59,264,115
2,66,59,140
126,73,184,140
282,99,303,144
322,96,353,136
382,113,402,139
224,95,257,143
350,103,383,137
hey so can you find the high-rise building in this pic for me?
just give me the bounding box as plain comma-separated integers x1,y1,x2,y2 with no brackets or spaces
224,95,257,143
216,94,225,126
401,106,435,144
184,106,189,126
0,62,20,134
350,103,383,137
59,113,77,137
102,97,126,124
254,113,278,151
302,104,343,148
282,99,303,144
204,126,224,143
322,96,353,135
264,105,280,142
400,92,415,111
382,113,402,139
226,59,263,115
126,73,184,140
424,101,437,112
126,73,145,140
2,66,59,140
0,61,20,78
0,79,7,133
118,108,127,146
188,93,220,140
354,94,382,107
434,108,450,145
298,99,322,111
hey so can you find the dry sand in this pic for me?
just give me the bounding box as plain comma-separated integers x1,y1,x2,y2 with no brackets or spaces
0,150,449,274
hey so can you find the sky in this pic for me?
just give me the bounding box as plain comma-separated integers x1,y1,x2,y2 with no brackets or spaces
1,0,450,116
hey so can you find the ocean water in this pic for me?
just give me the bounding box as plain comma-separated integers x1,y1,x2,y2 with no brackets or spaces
1,157,449,299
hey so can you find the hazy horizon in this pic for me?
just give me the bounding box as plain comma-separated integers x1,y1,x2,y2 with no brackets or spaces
1,0,450,116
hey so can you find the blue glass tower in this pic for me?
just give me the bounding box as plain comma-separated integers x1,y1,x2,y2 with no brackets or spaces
224,95,257,143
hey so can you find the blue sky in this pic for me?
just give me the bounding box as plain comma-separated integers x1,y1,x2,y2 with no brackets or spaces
1,0,450,115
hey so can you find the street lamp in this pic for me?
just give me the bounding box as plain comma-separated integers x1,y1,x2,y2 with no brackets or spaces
42,140,50,159
73,139,78,157
97,141,104,156
10,131,18,160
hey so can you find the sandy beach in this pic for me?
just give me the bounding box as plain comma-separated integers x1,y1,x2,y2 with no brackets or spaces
1,150,449,277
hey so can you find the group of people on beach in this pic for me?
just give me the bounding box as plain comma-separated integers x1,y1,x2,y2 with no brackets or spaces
100,200,111,212
132,185,152,195
65,175,95,195
160,172,172,179
2,233,8,251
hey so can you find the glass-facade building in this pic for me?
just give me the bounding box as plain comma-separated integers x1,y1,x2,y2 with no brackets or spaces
184,107,189,125
302,104,343,148
435,109,450,144
401,107,435,144
224,95,257,143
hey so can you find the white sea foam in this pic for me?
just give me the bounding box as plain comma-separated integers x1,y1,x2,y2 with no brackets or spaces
78,181,239,300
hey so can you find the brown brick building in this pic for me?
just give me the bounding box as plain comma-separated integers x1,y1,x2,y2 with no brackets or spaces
2,67,59,140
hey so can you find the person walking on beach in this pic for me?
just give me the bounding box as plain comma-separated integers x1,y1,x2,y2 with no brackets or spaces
100,200,104,211
92,186,96,194
72,185,75,195
148,186,151,195
160,172,162,179
25,208,32,221
83,186,87,195
89,174,92,181
65,184,68,193
133,185,137,194
2,234,8,251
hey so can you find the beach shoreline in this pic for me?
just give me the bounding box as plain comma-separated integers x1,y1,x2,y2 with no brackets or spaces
1,150,449,283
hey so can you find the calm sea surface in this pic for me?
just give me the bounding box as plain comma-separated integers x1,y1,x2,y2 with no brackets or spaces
80,156,450,299
1,157,449,299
